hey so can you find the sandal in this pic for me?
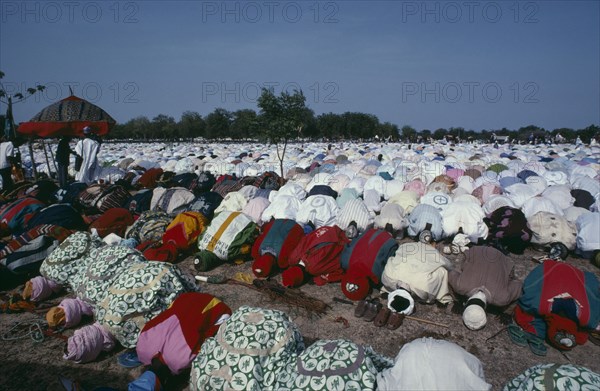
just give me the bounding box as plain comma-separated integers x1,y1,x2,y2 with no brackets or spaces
386,312,405,330
363,301,382,322
354,300,368,318
374,307,390,327
117,350,142,368
507,324,528,347
527,336,547,356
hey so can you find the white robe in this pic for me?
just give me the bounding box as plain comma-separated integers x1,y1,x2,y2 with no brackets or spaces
377,338,491,391
75,138,100,184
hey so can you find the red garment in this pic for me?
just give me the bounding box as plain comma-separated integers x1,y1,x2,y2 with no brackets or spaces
286,226,349,286
137,293,231,374
89,208,134,238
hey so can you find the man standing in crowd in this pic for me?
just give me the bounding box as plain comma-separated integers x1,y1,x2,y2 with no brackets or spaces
56,136,77,188
0,135,16,192
75,126,101,184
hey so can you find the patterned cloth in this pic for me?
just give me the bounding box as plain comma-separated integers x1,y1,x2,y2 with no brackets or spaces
38,231,197,348
190,306,304,390
125,210,173,243
190,306,392,391
40,231,104,287
95,260,197,348
503,364,600,391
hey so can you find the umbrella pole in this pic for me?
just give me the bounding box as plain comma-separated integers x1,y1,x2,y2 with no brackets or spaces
28,139,38,181
41,140,54,179
46,140,59,175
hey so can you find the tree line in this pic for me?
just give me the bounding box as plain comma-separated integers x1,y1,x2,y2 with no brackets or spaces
108,108,599,144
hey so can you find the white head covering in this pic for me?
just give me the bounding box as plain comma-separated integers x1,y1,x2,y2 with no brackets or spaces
387,288,415,315
463,291,487,330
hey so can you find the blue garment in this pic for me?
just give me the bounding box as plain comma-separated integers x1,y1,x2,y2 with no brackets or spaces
379,172,393,181
499,176,522,189
517,170,538,181
307,185,338,199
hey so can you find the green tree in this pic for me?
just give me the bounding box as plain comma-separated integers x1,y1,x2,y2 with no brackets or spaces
316,113,344,140
578,124,600,144
205,108,232,140
343,112,379,140
230,109,258,140
419,129,432,140
179,111,205,139
257,88,308,177
433,128,447,140
401,125,417,142
448,127,465,140
118,116,151,140
151,114,177,140
379,122,399,141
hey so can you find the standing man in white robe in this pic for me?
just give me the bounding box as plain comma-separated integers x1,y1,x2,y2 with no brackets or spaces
75,126,101,184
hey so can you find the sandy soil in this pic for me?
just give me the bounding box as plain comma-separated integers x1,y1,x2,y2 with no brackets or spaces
1,239,599,391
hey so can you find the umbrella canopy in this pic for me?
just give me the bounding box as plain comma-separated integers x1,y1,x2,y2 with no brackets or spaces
17,94,116,138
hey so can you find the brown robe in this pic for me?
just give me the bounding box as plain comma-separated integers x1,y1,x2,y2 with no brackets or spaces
449,246,522,306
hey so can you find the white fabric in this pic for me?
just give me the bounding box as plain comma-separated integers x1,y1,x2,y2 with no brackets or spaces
377,338,491,391
420,192,452,212
482,195,516,216
521,196,564,219
384,179,406,200
463,291,487,330
261,195,301,221
453,194,481,205
237,185,258,201
0,141,14,169
543,170,569,186
329,174,351,194
75,138,101,184
387,289,415,315
389,191,420,215
364,175,386,198
563,206,592,223
541,185,575,210
295,195,339,228
273,182,307,201
150,187,196,214
198,212,253,260
374,203,406,230
363,189,382,214
335,198,372,232
503,183,540,208
570,164,598,179
457,175,475,194
346,176,367,195
528,212,577,250
576,212,600,252
441,201,488,242
381,242,453,304
242,197,270,225
173,157,196,174
571,175,600,200
215,192,247,214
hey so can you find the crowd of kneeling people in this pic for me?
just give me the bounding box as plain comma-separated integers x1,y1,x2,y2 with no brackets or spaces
1,142,599,390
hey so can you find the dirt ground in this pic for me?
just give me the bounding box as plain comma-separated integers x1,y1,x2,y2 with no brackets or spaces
1,239,599,391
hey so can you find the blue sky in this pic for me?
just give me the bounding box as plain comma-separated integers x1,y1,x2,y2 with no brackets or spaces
1,0,598,131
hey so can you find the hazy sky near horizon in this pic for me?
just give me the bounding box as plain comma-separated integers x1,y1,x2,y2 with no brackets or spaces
1,0,598,131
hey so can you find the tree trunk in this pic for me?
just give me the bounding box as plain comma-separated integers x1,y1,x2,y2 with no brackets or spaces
279,137,288,178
